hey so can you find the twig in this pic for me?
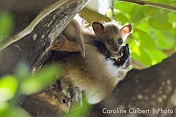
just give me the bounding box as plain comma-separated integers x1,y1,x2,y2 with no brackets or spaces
111,0,115,19
0,0,81,51
119,0,176,12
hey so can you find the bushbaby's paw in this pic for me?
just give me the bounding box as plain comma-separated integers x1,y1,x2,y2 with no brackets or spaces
58,78,83,111
113,44,130,67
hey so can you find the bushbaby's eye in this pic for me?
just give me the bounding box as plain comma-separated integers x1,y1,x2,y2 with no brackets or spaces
107,39,114,44
118,38,123,44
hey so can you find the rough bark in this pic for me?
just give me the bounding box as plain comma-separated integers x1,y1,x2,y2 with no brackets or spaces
88,53,176,117
0,0,89,75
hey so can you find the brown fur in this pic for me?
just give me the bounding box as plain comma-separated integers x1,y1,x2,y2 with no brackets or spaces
58,44,128,104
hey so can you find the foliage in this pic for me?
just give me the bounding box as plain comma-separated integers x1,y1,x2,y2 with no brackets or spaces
0,63,59,117
0,12,14,42
62,99,91,117
107,0,176,67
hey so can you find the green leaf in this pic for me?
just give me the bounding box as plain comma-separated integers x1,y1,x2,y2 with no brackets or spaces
133,29,156,50
147,0,157,2
168,12,176,22
114,11,129,24
169,28,176,37
20,64,59,94
149,18,172,30
153,10,169,22
0,108,31,117
114,1,135,14
154,31,176,50
0,35,3,42
0,101,8,112
145,49,167,65
131,52,142,64
0,76,18,100
157,0,172,5
130,43,152,67
130,7,146,23
62,99,91,117
0,12,14,40
139,47,152,67
106,9,129,24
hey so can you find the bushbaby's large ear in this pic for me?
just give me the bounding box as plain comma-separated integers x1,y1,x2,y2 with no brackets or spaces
120,23,132,39
92,22,104,37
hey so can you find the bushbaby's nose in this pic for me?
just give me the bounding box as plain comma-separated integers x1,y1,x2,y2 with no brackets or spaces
114,47,120,52
111,46,120,54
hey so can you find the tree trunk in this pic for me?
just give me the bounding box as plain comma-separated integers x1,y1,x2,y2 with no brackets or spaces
0,0,89,75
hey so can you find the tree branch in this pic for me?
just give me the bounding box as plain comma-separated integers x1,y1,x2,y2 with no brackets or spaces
0,0,90,75
119,0,176,11
0,0,87,51
88,53,176,117
111,0,115,19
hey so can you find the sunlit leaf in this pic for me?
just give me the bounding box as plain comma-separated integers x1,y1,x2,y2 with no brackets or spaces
114,1,135,14
130,7,146,23
168,11,176,22
130,44,143,66
133,29,156,50
149,18,172,30
139,47,152,67
0,76,18,101
145,49,167,65
144,7,156,17
62,99,91,117
0,101,8,112
0,12,14,41
136,20,150,31
106,9,129,24
153,10,169,22
20,64,59,94
13,108,31,117
0,108,31,117
113,1,175,67
154,31,176,50
125,38,136,47
114,11,129,24
0,34,3,42
169,27,176,36
131,42,152,67
146,0,157,2
146,0,173,6
157,0,173,5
